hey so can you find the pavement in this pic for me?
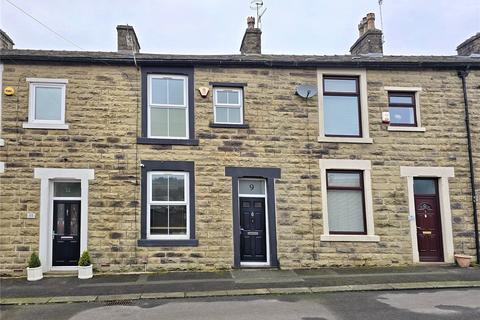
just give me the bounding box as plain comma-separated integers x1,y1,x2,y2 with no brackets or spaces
1,265,479,305
2,289,480,319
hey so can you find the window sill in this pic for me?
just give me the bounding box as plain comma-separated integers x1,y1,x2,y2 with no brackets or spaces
23,123,69,130
320,234,380,242
317,136,373,144
209,122,250,129
137,137,200,146
137,239,199,247
387,126,426,132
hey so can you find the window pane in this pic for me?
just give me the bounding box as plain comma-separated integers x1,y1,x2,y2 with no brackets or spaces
228,107,241,123
169,205,187,235
169,108,187,137
35,87,62,120
168,79,184,105
324,79,357,93
239,179,266,195
168,175,185,201
414,179,436,195
389,95,413,104
151,78,168,104
324,96,360,136
150,108,169,137
150,205,168,235
217,90,228,104
389,107,415,125
327,190,365,233
216,107,229,123
227,91,240,104
327,172,361,188
151,175,168,201
54,182,81,197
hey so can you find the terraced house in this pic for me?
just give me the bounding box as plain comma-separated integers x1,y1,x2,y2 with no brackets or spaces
0,14,479,276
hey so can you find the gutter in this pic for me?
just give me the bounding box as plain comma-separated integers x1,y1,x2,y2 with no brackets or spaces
457,69,480,264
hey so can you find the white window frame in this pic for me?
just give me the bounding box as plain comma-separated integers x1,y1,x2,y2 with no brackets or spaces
147,74,189,139
317,69,372,144
213,87,244,125
400,166,455,263
147,171,190,240
385,86,426,132
23,78,69,130
319,159,379,242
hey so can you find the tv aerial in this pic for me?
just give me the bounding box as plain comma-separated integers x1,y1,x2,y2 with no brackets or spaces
295,85,318,99
250,0,267,29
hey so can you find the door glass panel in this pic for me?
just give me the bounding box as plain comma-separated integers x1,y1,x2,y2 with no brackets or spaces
239,179,266,195
327,190,365,233
242,201,250,207
323,96,360,136
69,204,79,236
35,86,62,120
54,182,81,197
56,203,66,235
254,201,263,208
414,179,436,195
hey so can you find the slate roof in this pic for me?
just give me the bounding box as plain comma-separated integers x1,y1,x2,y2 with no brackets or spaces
1,49,479,69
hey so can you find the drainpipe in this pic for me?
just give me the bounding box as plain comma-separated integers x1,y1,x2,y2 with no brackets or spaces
457,69,479,264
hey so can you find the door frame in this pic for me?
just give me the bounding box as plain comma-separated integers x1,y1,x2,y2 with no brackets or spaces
400,166,455,263
35,168,94,272
239,179,269,267
225,167,281,268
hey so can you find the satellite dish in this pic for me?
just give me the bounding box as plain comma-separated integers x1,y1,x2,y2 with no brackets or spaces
295,84,318,99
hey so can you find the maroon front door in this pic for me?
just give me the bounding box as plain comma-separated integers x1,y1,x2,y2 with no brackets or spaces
414,178,444,262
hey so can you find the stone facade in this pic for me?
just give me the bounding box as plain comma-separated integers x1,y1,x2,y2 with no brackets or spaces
0,60,478,276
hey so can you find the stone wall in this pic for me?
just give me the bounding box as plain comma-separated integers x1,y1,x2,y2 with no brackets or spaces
0,63,478,275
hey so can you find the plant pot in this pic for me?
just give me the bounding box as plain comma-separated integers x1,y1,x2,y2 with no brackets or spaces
454,254,472,268
27,266,43,281
78,265,93,279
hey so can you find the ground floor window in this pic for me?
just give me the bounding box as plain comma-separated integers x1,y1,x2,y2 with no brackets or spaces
138,160,197,247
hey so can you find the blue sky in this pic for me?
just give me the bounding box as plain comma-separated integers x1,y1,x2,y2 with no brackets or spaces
1,0,479,55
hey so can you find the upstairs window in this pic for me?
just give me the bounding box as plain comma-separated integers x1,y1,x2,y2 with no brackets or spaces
148,75,188,139
213,88,243,124
24,78,68,129
388,92,416,126
322,76,361,137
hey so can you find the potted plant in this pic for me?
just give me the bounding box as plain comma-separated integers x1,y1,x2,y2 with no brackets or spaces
454,254,472,268
78,250,93,279
27,252,43,281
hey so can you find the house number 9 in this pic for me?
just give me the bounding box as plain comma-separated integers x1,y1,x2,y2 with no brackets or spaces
249,184,255,191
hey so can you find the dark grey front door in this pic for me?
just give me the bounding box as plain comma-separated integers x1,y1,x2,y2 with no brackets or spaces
240,197,266,262
53,200,81,266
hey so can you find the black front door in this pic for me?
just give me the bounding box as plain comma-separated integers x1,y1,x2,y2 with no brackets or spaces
240,197,266,262
53,201,81,266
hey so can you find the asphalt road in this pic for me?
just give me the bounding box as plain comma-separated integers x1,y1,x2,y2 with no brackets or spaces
1,288,479,320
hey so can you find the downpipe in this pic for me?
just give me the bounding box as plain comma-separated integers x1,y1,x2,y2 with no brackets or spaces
457,69,479,264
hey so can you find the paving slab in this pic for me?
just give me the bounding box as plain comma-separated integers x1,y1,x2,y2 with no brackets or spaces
0,296,52,305
141,292,185,299
226,288,270,296
267,287,312,294
185,290,229,298
310,285,352,293
348,283,394,291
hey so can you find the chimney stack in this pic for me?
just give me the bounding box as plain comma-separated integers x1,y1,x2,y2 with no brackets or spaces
116,25,140,53
0,29,14,50
456,33,480,57
350,13,383,56
240,17,262,55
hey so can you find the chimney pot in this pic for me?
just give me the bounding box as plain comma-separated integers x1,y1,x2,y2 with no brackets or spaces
116,25,140,53
240,17,262,55
366,13,376,31
0,29,14,50
350,13,383,55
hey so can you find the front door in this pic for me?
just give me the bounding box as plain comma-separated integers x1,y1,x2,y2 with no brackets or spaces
52,201,81,266
414,178,444,262
240,197,267,262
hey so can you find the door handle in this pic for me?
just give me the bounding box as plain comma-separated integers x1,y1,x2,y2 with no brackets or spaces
240,228,245,232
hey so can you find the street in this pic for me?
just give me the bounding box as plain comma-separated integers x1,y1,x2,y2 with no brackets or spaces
1,288,479,320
